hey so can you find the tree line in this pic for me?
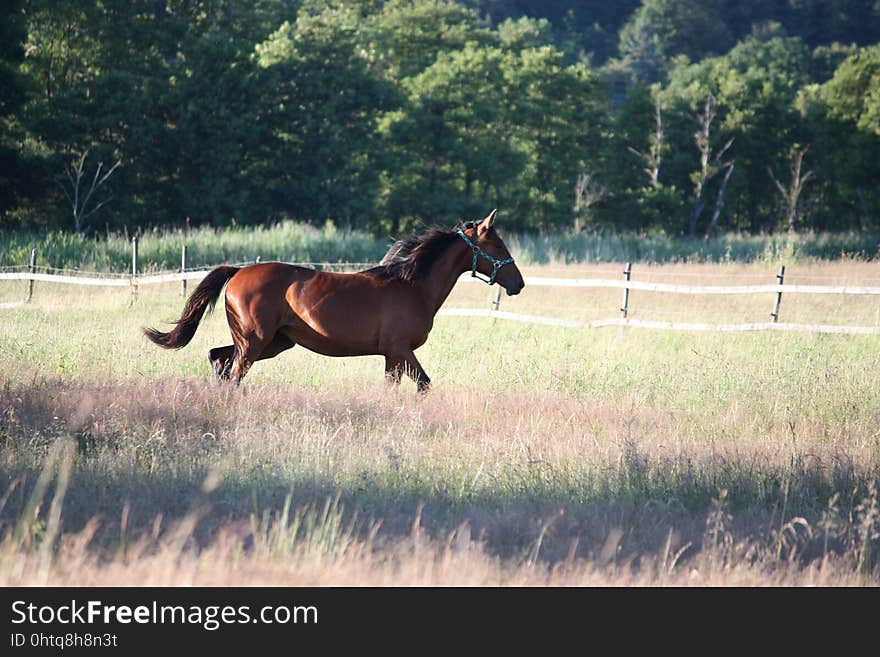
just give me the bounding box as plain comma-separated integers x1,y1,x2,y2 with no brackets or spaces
1,0,879,236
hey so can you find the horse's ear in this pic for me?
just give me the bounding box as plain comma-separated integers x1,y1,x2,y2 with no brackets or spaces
478,209,497,234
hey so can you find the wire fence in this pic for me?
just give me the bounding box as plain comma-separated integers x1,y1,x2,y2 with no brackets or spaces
2,244,880,334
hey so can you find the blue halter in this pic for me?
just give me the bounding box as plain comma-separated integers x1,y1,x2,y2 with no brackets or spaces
456,229,515,286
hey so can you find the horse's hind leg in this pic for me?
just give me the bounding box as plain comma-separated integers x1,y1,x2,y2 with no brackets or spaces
229,339,258,385
229,333,296,385
257,333,296,361
209,345,235,382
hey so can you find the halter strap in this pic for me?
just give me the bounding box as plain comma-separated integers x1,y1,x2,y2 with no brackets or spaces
456,229,515,286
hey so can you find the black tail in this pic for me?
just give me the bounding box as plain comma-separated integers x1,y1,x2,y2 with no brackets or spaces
143,265,239,350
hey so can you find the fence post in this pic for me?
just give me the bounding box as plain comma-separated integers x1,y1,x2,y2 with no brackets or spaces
491,286,502,312
770,265,785,322
131,235,139,301
620,262,632,318
26,248,37,303
180,243,187,298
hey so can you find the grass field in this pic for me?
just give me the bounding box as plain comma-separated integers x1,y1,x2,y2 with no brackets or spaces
1,260,879,585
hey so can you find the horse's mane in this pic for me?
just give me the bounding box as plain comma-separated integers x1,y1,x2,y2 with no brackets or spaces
364,222,476,282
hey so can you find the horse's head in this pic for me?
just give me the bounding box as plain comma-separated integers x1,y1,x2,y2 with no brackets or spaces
459,209,525,296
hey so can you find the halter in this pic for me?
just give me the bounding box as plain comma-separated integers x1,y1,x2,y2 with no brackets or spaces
456,229,515,286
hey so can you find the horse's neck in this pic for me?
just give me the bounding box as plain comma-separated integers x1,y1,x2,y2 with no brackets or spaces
419,241,470,314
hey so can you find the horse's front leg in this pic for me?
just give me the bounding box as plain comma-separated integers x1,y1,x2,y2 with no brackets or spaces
384,355,404,386
404,351,431,394
384,351,430,393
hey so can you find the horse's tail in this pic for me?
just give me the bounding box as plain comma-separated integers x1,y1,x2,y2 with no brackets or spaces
143,265,240,350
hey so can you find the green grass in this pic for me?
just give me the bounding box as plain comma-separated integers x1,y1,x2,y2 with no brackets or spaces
0,221,388,273
2,222,879,274
508,229,880,265
0,269,879,584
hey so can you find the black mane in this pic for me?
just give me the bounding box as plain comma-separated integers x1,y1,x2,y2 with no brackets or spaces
364,222,476,282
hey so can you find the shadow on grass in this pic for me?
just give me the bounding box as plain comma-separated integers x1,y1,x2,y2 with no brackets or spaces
0,450,873,569
0,376,877,570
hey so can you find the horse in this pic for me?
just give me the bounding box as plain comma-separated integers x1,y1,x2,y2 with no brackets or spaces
143,209,525,392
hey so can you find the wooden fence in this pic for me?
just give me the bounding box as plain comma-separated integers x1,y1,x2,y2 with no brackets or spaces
2,242,880,335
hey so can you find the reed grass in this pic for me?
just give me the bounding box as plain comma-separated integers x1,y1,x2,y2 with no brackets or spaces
2,222,879,274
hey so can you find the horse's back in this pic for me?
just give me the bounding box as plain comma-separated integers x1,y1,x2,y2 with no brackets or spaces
225,261,413,306
227,262,316,290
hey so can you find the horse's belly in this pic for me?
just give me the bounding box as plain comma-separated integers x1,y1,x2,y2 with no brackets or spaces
279,325,378,358
283,285,433,355
298,339,376,358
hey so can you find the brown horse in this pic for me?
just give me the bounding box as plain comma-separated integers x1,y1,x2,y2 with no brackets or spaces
143,210,524,391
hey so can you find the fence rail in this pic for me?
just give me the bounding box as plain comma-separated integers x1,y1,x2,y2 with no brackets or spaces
5,268,880,296
436,309,880,334
2,245,880,334
0,270,214,286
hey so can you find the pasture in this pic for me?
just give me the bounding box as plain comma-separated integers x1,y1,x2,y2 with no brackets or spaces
0,260,879,585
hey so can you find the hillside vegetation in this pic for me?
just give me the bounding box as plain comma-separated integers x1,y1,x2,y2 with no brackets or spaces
1,1,878,236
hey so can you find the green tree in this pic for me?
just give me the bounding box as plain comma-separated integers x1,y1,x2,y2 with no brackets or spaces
378,44,521,229
801,46,880,229
605,83,687,232
820,44,880,137
618,0,733,82
9,1,103,228
165,30,266,225
13,1,286,229
379,40,601,231
88,0,281,228
364,0,489,80
255,3,396,228
467,0,641,65
661,34,812,232
496,16,555,51
0,0,28,224
505,45,603,229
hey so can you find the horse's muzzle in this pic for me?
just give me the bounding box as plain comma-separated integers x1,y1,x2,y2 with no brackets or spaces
506,282,524,296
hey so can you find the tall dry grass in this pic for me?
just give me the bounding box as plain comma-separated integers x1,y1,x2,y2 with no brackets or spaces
0,376,877,586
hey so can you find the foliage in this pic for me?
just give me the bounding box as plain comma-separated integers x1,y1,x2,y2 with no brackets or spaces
2,1,880,236
820,45,880,137
618,0,733,82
